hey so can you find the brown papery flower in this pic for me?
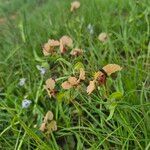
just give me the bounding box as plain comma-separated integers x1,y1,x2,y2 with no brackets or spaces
39,111,57,133
87,64,122,94
61,68,85,90
70,1,80,12
98,32,109,43
59,35,73,53
42,39,60,56
70,48,83,56
44,78,56,98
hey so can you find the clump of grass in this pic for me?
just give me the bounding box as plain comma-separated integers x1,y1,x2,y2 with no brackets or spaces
0,0,150,149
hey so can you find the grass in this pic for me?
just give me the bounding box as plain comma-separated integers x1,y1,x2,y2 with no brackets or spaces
0,0,150,149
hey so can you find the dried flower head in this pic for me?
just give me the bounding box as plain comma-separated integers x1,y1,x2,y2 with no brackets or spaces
70,48,83,56
61,81,72,89
39,122,46,132
97,64,122,85
59,35,73,53
43,111,54,123
68,77,79,85
98,32,109,43
42,39,60,56
61,68,85,90
48,39,60,47
39,111,57,133
43,43,53,56
87,64,122,94
61,77,78,89
70,1,80,12
78,68,85,81
87,80,95,95
44,78,56,98
47,120,57,133
102,64,122,76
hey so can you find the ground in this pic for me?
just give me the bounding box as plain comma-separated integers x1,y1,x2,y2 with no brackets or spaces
0,0,150,149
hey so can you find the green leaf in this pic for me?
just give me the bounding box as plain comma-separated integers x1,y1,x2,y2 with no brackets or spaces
33,105,44,126
33,49,45,62
56,91,70,103
106,103,117,121
106,92,123,121
73,62,84,71
18,21,26,43
65,135,76,149
41,62,49,68
109,91,123,100
56,58,71,67
56,92,66,102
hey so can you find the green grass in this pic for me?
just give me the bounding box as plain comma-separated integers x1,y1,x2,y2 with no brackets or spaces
0,0,150,149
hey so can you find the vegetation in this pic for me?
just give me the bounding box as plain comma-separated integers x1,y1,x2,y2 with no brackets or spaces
0,0,150,149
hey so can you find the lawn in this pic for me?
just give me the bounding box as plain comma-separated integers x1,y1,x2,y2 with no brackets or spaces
0,0,150,149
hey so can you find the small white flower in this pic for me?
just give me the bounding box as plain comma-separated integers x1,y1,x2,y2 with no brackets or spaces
36,65,46,75
87,24,94,35
19,78,26,86
22,99,32,108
